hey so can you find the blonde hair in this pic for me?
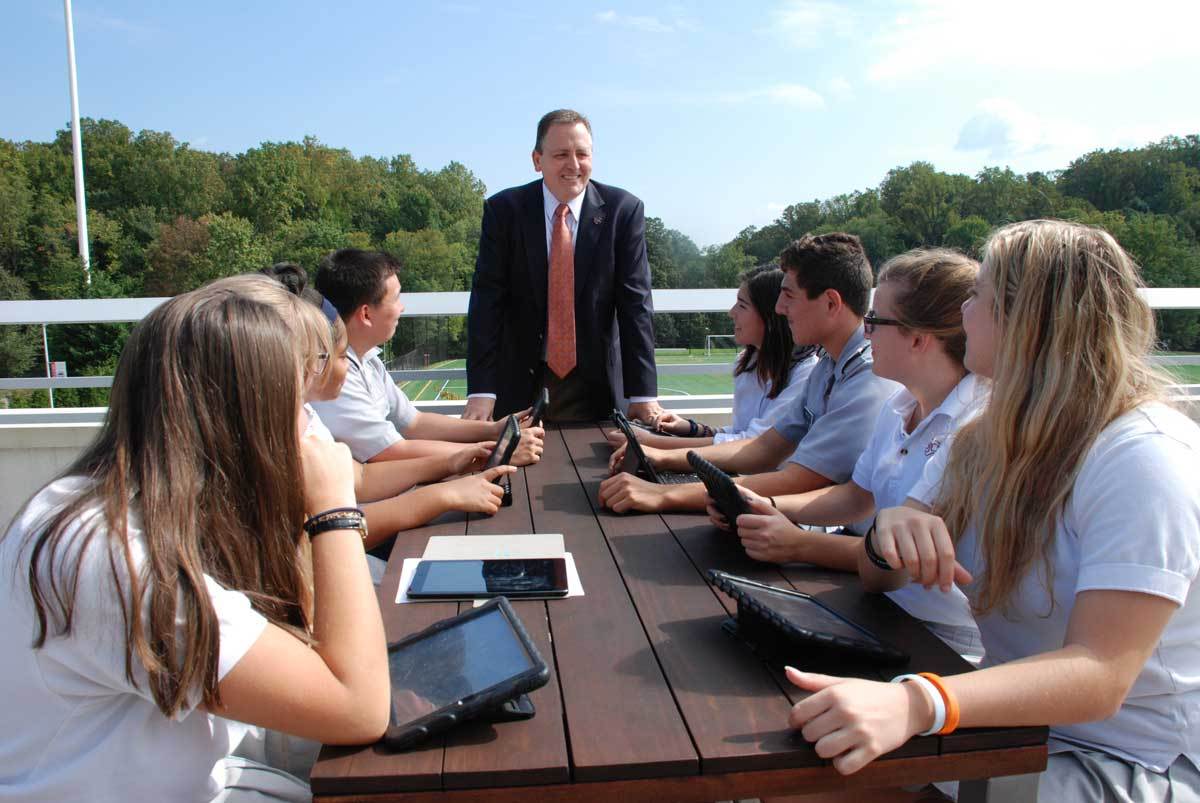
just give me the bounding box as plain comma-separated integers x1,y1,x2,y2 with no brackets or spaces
207,275,333,384
936,220,1170,615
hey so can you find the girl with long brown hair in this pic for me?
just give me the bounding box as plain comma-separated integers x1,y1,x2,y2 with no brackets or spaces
784,220,1200,800
624,264,817,448
0,283,388,801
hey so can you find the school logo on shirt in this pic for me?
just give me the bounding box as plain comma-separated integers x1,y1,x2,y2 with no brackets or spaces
925,438,943,457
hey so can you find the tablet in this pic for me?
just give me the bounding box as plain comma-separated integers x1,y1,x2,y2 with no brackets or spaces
384,597,550,750
529,387,549,427
687,450,749,535
708,570,908,666
407,558,570,599
611,409,700,485
485,414,521,469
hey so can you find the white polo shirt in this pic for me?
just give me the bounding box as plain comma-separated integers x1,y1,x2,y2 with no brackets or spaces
0,477,269,802
713,354,817,445
851,374,985,630
309,345,417,462
911,403,1200,772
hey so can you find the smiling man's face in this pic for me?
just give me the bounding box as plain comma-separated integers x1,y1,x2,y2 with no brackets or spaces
532,122,593,203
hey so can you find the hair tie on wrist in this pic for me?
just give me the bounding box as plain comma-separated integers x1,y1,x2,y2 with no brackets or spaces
864,521,894,571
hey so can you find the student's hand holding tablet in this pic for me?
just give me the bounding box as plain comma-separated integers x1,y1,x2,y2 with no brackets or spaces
732,494,806,563
443,465,517,515
510,425,545,466
446,442,496,477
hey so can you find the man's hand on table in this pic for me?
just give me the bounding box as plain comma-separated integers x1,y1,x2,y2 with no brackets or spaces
463,396,496,421
626,400,664,426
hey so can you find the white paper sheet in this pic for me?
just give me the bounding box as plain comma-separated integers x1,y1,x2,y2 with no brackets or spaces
421,533,564,560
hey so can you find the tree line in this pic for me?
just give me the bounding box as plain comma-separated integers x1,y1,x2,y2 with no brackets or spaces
1,120,1198,405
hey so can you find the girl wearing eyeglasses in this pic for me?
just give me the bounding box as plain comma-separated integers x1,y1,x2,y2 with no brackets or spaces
719,248,985,658
785,220,1200,800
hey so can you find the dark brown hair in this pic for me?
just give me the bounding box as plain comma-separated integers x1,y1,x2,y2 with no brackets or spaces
535,109,593,153
734,265,812,399
778,233,873,316
11,285,312,717
876,248,979,365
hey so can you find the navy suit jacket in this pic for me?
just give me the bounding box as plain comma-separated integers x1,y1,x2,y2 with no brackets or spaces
467,179,657,417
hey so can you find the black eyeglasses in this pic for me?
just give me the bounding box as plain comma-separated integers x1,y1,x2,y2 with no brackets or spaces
863,311,903,335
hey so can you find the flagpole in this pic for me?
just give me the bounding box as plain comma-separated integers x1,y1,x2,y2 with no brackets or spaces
63,0,91,285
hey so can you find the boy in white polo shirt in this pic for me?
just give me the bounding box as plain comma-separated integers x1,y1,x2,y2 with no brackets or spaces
310,249,545,465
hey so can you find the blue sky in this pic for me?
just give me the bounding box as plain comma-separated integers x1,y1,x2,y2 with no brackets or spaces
5,1,1199,247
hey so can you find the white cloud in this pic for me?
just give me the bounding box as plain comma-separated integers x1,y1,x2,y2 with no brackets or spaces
955,99,1094,160
828,76,853,100
770,0,858,47
595,10,676,34
867,0,1200,84
766,202,788,212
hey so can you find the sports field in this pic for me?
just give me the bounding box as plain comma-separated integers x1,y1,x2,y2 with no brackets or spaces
397,349,739,401
396,351,1200,401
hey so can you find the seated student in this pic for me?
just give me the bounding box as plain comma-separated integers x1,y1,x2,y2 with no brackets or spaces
0,283,388,801
718,249,984,658
785,220,1200,800
309,248,545,465
599,233,900,513
234,271,518,545
612,264,817,450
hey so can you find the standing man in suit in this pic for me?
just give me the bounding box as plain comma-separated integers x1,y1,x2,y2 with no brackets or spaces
463,109,663,423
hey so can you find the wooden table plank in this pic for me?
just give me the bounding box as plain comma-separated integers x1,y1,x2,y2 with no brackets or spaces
563,426,821,774
315,744,1048,803
437,466,571,789
523,425,698,782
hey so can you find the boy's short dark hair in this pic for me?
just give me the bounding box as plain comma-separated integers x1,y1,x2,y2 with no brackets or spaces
778,233,872,317
315,249,402,317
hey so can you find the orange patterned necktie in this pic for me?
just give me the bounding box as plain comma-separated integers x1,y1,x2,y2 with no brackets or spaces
546,203,576,378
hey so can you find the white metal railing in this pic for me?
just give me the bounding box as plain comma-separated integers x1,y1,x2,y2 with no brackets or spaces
3,287,1200,396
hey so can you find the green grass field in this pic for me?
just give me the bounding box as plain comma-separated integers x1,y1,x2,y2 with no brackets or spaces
397,349,739,400
396,351,1200,400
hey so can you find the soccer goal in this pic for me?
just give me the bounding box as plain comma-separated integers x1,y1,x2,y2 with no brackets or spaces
704,334,738,357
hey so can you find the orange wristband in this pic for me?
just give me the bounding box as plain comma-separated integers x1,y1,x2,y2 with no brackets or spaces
918,672,960,735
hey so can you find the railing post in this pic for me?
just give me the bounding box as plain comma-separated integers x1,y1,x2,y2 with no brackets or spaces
42,324,55,409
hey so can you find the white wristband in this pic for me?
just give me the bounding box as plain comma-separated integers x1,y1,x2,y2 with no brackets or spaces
891,673,945,736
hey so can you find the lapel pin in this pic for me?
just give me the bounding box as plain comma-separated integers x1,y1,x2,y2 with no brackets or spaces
593,214,604,225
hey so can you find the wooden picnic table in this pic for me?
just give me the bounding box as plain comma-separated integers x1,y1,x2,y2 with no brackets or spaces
311,424,1046,802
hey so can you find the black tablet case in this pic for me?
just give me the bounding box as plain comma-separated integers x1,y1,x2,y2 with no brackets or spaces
383,596,550,750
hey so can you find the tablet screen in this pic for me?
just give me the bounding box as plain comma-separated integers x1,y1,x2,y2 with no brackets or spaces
389,607,538,723
735,582,880,644
485,416,519,469
409,558,569,597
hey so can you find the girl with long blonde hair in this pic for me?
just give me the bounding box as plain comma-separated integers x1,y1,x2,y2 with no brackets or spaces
784,220,1200,800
